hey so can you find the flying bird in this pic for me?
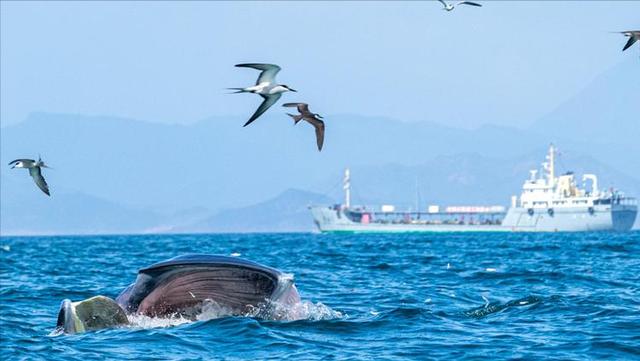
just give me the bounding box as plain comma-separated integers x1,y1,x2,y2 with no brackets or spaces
618,31,640,51
230,63,297,127
437,0,482,11
283,103,325,151
9,156,51,196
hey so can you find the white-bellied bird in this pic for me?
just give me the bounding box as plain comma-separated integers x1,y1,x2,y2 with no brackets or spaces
437,0,482,11
230,63,297,127
9,156,51,196
283,103,325,151
618,31,640,51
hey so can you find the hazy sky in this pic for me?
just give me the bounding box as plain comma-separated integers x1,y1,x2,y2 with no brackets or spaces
1,1,638,128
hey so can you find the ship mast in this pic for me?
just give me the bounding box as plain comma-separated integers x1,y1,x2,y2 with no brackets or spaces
344,168,351,208
547,143,555,187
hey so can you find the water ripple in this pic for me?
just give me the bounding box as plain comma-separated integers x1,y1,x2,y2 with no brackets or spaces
1,232,639,360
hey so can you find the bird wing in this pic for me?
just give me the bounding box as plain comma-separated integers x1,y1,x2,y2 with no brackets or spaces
235,63,281,85
437,0,448,7
297,103,310,114
622,35,638,51
243,93,282,127
457,1,482,6
29,166,50,196
283,102,310,114
306,116,325,151
9,159,35,166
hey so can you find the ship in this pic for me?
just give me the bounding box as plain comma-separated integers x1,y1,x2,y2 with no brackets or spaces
310,145,638,232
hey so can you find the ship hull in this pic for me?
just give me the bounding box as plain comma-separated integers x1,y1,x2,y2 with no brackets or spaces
310,205,637,233
501,204,637,232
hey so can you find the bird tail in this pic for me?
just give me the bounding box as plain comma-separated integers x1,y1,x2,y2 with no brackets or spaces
287,113,303,124
227,88,248,94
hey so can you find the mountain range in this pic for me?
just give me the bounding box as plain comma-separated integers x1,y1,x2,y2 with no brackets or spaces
1,58,638,234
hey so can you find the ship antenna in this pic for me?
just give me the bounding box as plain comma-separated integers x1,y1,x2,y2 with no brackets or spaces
344,168,351,208
548,143,555,187
415,176,421,212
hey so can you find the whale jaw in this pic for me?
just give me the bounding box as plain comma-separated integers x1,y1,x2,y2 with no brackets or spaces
56,296,129,334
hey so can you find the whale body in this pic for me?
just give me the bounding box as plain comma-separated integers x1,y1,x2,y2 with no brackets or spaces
116,254,301,318
56,255,302,334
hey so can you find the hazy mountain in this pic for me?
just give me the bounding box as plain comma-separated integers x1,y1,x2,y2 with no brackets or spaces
2,111,637,214
2,55,639,235
334,152,640,209
2,151,637,235
0,174,162,235
184,188,332,233
531,57,640,149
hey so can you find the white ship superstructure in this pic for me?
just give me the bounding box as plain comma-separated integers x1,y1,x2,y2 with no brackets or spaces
310,144,637,232
501,144,637,231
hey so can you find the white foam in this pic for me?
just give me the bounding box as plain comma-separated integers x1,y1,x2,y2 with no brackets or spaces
196,299,234,321
122,298,343,331
127,313,193,329
283,300,344,321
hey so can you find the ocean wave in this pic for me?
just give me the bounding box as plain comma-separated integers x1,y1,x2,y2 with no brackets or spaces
4,232,639,360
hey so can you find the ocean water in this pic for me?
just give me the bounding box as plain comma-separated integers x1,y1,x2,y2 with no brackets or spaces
1,232,639,360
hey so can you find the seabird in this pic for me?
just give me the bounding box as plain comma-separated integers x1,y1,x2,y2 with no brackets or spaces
437,0,482,11
9,156,51,196
283,103,325,151
230,63,297,127
618,31,640,51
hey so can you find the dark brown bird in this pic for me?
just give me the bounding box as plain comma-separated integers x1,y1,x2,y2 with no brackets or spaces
283,103,325,151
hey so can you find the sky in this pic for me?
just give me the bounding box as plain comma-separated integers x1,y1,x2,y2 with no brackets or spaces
1,1,639,129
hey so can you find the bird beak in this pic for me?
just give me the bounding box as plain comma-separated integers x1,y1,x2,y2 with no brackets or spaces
289,88,297,92
317,114,324,119
10,164,15,169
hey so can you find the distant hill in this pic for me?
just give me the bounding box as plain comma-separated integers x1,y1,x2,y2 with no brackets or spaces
332,152,640,209
2,152,637,235
531,58,639,149
183,188,332,233
0,174,162,235
2,56,639,236
2,111,637,214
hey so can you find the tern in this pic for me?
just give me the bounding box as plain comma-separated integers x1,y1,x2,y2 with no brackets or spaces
283,103,325,151
230,63,297,127
437,0,482,11
9,156,51,196
618,31,640,51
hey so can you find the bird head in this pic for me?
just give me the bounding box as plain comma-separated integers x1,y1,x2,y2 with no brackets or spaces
282,85,297,92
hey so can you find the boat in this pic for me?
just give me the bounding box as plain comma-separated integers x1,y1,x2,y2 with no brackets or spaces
309,145,638,232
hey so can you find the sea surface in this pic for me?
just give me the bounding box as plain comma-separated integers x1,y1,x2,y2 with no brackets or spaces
1,232,639,360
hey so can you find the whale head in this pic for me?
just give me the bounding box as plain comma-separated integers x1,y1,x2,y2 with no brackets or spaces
56,295,129,334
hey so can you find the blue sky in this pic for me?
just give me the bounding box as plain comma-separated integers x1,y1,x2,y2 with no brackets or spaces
1,1,638,129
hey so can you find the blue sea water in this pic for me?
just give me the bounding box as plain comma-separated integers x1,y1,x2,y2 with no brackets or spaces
1,232,639,360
